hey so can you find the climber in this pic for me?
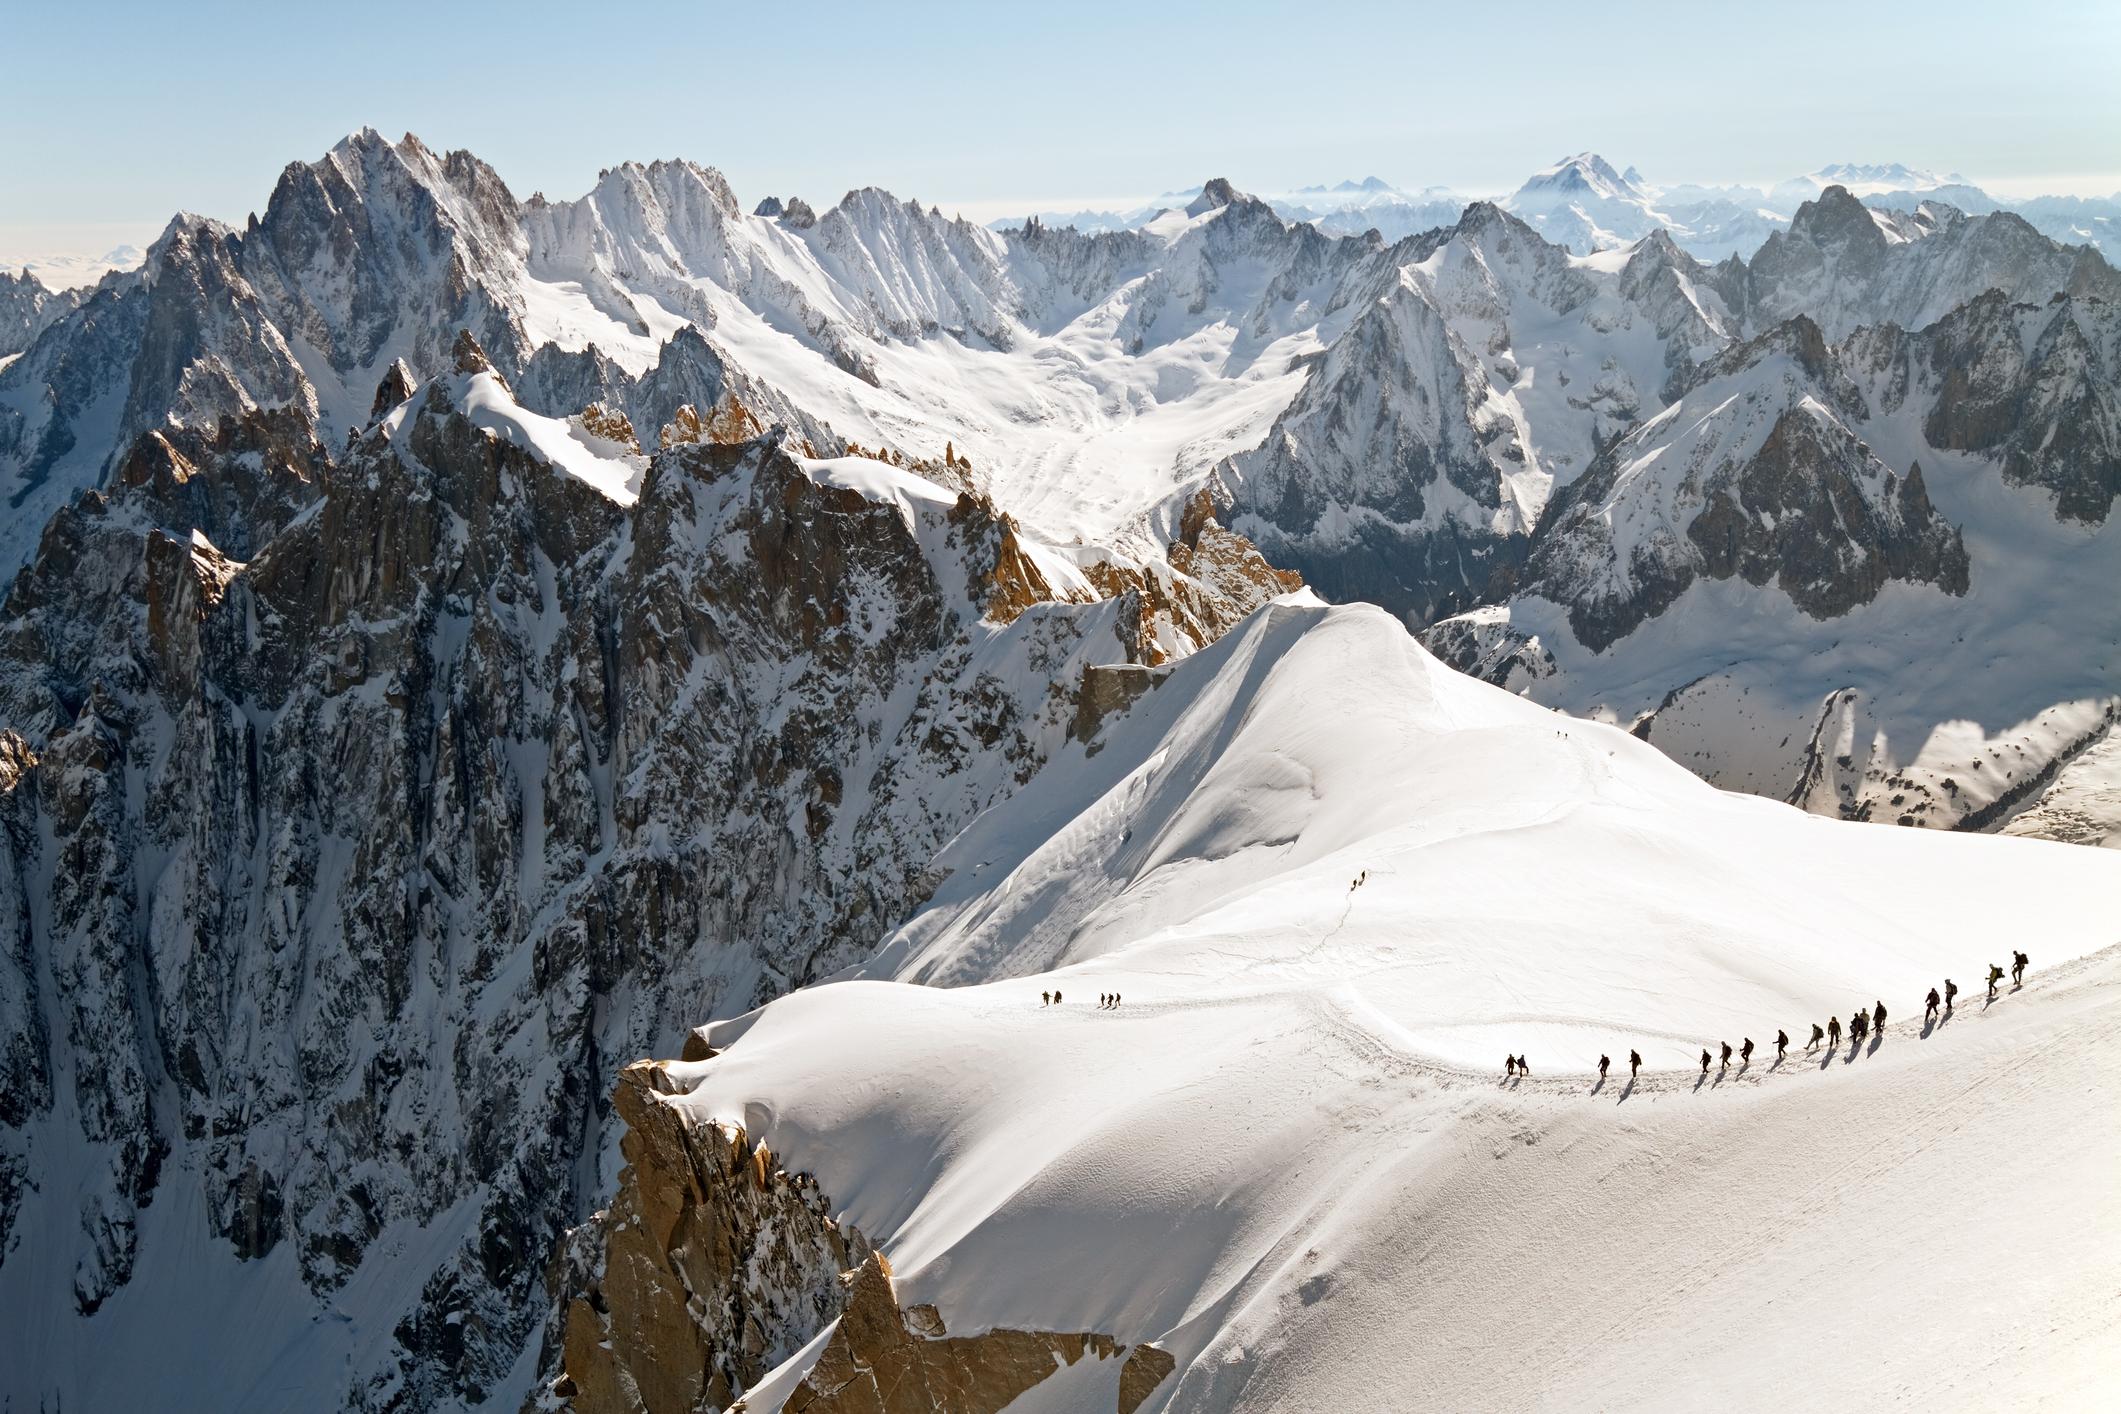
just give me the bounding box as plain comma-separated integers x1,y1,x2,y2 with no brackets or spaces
1740,1037,1755,1064
1944,978,1957,1009
1700,1049,1712,1077
1850,1009,1866,1041
1506,1055,1517,1078
1988,963,2004,999
1042,991,1051,1006
1519,1056,1532,1078
1873,1000,1887,1035
2013,950,2030,985
1629,1050,1642,1079
1925,987,1940,1021
1828,1016,1842,1047
1599,1054,1610,1081
1719,1041,1733,1069
1809,1022,1825,1050
1054,989,1063,1005
1775,1029,1789,1060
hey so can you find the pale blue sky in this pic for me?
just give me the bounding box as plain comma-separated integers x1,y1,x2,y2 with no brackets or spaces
4,0,2118,258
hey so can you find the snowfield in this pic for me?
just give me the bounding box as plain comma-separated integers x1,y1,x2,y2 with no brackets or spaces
652,602,2121,1411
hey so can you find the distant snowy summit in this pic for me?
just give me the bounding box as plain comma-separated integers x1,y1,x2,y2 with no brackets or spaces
992,155,2117,260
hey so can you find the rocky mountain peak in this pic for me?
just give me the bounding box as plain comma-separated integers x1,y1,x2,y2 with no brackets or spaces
369,357,417,419
1787,183,1887,249
1186,177,1243,217
451,327,496,377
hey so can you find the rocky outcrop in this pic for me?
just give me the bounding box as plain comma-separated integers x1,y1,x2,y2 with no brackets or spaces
1073,663,1170,746
580,401,642,452
1080,489,1306,666
546,1078,1177,1414
551,1063,872,1414
657,394,763,451
749,1253,1172,1414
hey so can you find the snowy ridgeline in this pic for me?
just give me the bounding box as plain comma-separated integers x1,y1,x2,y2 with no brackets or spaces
1,128,2119,1413
613,601,2121,1411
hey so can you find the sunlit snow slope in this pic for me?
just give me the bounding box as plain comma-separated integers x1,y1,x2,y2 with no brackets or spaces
663,602,2121,1411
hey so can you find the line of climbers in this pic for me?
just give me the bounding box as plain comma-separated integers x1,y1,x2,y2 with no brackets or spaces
1039,990,1126,1008
1505,951,2032,1084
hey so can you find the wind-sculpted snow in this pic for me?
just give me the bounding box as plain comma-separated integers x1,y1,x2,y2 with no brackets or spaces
614,601,2121,1411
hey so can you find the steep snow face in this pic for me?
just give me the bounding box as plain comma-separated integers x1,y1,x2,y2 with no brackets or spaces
634,602,2121,1411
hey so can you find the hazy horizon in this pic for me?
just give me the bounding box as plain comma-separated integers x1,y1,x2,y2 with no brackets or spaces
5,0,2118,274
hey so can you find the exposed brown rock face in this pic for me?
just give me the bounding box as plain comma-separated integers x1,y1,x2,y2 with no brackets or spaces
546,1081,1176,1414
454,327,501,378
371,358,418,419
551,1062,872,1414
1073,663,1169,746
580,402,643,453
657,395,766,450
1081,489,1305,667
753,1253,1171,1414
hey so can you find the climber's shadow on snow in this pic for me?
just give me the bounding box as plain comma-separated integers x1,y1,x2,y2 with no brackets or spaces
1692,1071,1707,1093
1590,1077,1605,1097
1616,1078,1635,1105
1867,1033,1884,1058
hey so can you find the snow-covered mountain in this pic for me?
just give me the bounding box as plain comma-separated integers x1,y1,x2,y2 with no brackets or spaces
0,270,81,361
5,130,2121,1410
1427,271,2121,837
547,599,2121,1412
0,326,1298,1408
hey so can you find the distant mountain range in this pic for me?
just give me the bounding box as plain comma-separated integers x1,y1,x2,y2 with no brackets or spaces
2,131,2116,1410
992,154,2120,260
